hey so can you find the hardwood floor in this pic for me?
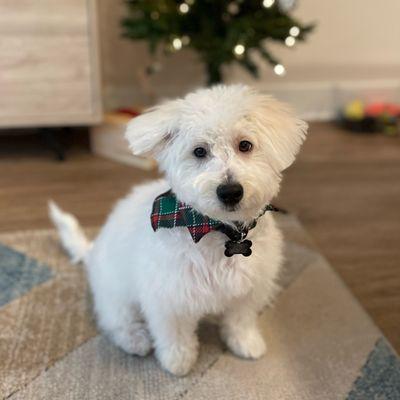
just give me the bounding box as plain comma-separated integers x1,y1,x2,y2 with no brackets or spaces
279,122,400,352
1,122,399,351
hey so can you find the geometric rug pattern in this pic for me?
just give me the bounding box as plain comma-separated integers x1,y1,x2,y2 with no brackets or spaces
1,216,399,400
347,338,400,400
0,243,52,307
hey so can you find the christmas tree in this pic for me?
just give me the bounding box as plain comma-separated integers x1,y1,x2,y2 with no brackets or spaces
122,0,313,85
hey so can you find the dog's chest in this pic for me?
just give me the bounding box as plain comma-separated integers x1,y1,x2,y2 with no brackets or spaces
157,229,258,313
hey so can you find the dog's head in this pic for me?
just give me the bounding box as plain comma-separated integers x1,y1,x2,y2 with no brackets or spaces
126,85,307,222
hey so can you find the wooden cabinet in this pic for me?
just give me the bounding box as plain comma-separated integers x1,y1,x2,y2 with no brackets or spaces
0,0,102,127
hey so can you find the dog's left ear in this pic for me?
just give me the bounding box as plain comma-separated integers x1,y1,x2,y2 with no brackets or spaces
125,99,181,156
250,95,308,171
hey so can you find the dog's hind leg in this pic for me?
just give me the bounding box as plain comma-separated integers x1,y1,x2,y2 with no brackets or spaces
95,297,153,357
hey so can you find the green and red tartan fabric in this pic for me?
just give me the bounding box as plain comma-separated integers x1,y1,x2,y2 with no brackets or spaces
151,190,223,243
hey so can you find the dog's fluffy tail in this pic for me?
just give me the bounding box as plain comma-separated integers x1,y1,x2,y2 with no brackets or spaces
48,201,91,265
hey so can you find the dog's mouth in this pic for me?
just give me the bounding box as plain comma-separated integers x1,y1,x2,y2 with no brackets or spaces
224,203,240,212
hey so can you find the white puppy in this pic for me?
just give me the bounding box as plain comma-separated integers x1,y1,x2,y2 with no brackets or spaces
50,84,307,376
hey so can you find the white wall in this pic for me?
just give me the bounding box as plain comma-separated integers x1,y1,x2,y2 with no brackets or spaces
98,0,400,118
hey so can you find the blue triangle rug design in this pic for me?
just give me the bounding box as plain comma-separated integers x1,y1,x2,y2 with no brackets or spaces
347,338,400,399
0,242,53,307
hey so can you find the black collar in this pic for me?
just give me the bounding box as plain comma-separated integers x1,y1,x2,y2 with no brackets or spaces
217,204,282,257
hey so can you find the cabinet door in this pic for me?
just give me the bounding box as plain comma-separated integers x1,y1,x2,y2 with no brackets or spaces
0,0,101,127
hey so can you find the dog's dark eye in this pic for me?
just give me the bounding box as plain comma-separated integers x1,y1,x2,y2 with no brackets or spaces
239,140,252,153
193,147,207,158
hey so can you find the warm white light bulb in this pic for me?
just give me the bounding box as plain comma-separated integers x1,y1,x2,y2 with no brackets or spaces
179,3,189,13
274,64,286,76
182,35,190,45
289,26,300,37
172,38,183,50
285,36,296,47
262,0,275,8
228,2,239,15
233,44,245,56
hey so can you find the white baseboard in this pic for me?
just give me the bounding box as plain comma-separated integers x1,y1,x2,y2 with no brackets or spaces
258,79,400,121
104,79,400,121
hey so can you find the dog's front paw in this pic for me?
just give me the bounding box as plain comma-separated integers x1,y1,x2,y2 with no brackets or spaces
156,344,198,376
111,324,153,357
224,328,266,360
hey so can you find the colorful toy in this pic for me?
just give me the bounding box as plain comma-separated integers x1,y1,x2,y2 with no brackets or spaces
341,100,400,135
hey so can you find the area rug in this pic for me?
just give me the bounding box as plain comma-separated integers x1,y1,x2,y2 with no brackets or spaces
1,214,399,400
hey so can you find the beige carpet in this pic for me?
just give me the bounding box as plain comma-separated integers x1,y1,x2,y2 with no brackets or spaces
1,214,399,400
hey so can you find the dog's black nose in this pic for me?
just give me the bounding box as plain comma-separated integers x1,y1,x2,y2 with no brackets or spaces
216,183,243,206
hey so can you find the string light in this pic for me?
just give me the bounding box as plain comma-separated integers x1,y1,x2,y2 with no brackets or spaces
179,3,190,13
181,35,190,45
262,0,275,8
172,38,183,50
228,2,240,15
233,44,245,56
285,36,296,47
289,26,300,37
170,36,190,51
274,64,286,76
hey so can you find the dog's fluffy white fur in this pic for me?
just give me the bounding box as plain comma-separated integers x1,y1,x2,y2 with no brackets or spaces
50,84,307,376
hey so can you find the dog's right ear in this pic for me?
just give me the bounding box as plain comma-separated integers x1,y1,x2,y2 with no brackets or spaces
125,99,181,156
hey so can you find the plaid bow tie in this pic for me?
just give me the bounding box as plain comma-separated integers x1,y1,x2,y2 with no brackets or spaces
151,190,281,256
151,190,223,243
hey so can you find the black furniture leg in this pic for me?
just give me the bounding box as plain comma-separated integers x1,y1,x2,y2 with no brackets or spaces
39,128,66,161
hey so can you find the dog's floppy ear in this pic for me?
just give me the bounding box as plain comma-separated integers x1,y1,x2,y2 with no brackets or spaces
125,99,181,156
251,95,308,171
